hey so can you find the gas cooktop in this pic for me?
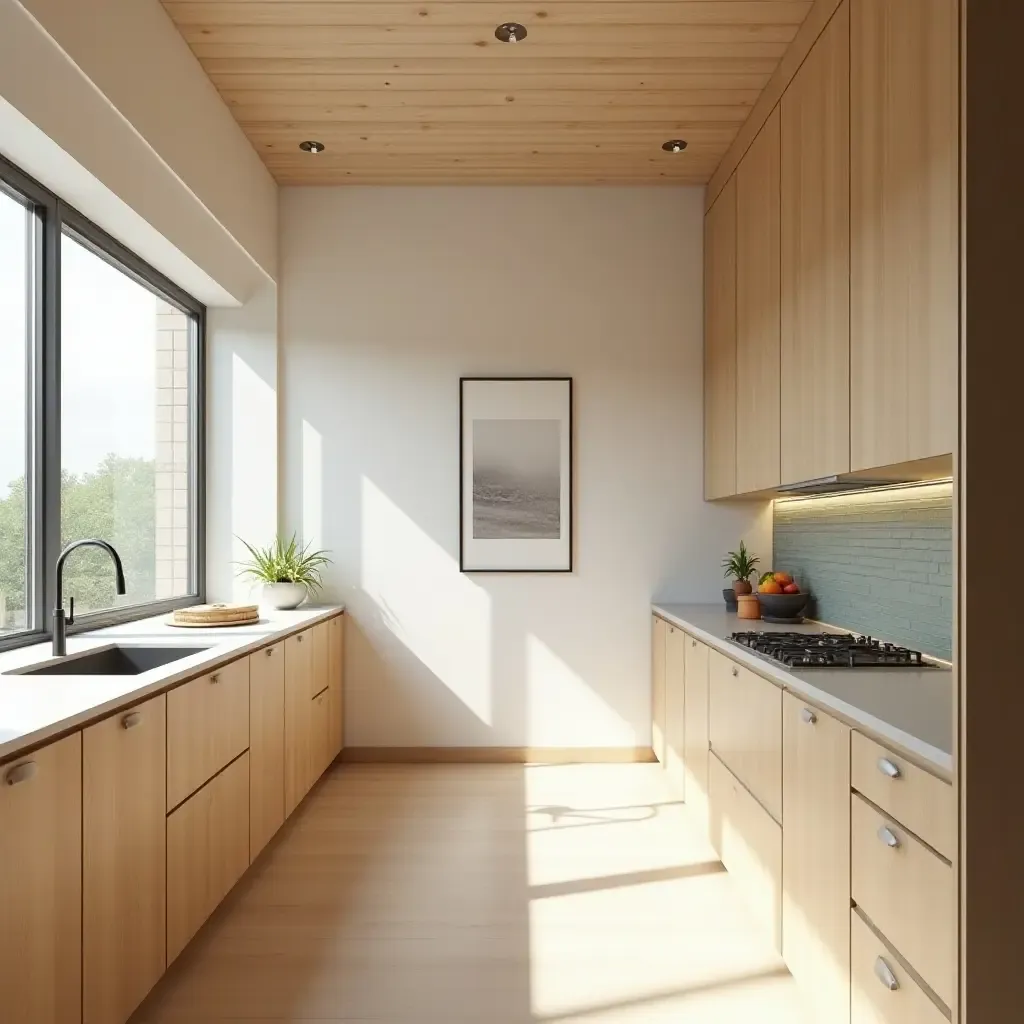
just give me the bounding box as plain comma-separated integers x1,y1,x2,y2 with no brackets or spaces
729,631,926,668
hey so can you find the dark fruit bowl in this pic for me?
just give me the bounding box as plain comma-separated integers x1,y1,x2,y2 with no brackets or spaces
756,591,810,619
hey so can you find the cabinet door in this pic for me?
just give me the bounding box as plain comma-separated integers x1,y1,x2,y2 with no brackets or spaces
705,174,738,499
736,105,781,494
664,625,687,798
850,0,958,469
328,614,345,760
683,635,711,833
83,696,166,1024
312,620,330,699
250,642,286,860
651,615,668,764
166,752,250,964
782,693,852,1024
284,629,314,816
0,733,82,1024
167,655,250,810
708,651,783,822
781,2,850,483
311,687,332,783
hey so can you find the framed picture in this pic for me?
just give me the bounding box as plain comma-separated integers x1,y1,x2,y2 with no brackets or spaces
460,377,573,573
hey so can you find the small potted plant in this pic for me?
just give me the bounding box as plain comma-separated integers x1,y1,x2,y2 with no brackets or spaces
236,534,331,610
721,541,760,610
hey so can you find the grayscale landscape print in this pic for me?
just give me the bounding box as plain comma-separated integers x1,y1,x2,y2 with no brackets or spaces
472,418,561,540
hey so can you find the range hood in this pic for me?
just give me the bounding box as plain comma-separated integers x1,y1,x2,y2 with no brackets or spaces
773,456,954,497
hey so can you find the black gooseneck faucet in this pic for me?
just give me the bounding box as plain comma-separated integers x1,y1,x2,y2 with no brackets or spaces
53,539,126,656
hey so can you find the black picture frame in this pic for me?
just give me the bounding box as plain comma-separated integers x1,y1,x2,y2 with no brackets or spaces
459,376,574,574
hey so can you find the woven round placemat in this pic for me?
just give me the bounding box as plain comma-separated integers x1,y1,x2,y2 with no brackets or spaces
170,603,260,626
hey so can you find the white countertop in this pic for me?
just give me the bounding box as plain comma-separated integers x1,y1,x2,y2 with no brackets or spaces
653,603,954,777
0,605,345,762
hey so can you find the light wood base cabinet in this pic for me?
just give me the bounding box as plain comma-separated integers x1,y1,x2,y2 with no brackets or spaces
708,750,782,953
782,693,852,1024
664,624,687,798
651,615,668,764
167,753,251,964
851,910,946,1024
249,641,286,860
83,695,167,1024
328,612,345,759
682,635,710,834
0,732,82,1024
285,629,314,815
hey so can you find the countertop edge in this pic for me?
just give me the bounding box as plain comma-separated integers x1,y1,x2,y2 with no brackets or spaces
0,606,345,764
652,604,953,780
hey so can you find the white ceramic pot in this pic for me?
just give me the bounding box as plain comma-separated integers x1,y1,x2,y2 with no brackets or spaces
261,582,308,610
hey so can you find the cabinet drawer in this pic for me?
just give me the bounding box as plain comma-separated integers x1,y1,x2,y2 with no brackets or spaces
852,731,954,860
709,650,782,822
851,793,954,1008
851,910,947,1024
167,656,250,810
709,751,782,953
166,752,250,964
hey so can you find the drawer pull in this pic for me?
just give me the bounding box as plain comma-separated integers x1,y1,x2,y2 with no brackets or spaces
878,757,902,779
731,666,739,678
874,956,900,992
800,707,817,725
691,639,696,648
266,647,274,657
297,634,304,643
4,761,36,786
121,712,142,730
209,673,220,684
878,825,901,849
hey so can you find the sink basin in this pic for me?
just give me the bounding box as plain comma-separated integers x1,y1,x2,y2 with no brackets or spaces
15,645,211,677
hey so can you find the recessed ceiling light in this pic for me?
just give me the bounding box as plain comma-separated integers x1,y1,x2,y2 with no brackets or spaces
495,22,527,43
299,140,325,154
662,140,688,153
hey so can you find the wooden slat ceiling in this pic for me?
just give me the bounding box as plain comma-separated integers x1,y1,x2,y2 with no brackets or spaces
162,1,814,185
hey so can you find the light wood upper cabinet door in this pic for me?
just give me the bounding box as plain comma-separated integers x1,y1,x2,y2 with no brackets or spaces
736,105,782,494
781,2,851,484
782,693,852,1024
83,696,166,1024
850,0,958,470
683,636,711,833
704,174,738,499
284,629,314,816
328,614,345,759
166,751,250,965
250,642,286,860
651,615,668,764
664,625,687,799
0,732,82,1024
167,655,250,810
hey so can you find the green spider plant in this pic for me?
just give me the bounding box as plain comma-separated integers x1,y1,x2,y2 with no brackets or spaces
235,534,331,594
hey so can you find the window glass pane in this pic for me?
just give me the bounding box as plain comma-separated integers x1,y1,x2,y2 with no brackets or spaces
61,232,194,615
0,189,31,636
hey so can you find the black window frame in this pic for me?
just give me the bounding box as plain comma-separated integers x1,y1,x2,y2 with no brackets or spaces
0,153,205,652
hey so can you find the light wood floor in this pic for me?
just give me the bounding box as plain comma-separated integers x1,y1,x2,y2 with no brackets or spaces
132,762,807,1023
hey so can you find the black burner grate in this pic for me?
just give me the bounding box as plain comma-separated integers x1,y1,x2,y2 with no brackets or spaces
729,631,924,668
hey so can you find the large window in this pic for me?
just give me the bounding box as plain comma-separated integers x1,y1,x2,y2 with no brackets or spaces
0,157,204,649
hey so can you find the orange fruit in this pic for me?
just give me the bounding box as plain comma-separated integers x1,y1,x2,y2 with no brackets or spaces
759,580,783,595
773,571,793,585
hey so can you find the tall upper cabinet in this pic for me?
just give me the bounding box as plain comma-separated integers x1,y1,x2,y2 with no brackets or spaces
781,3,851,483
704,176,738,500
735,107,782,495
850,0,959,471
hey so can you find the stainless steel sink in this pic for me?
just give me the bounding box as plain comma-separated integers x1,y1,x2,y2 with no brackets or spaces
14,645,211,676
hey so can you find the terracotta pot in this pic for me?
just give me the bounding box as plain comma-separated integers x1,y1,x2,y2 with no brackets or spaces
736,594,762,620
733,579,753,596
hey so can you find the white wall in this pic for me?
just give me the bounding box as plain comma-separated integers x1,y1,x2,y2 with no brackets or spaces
206,281,280,602
281,186,770,750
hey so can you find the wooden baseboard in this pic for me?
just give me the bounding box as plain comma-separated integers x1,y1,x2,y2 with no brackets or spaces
339,746,657,765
